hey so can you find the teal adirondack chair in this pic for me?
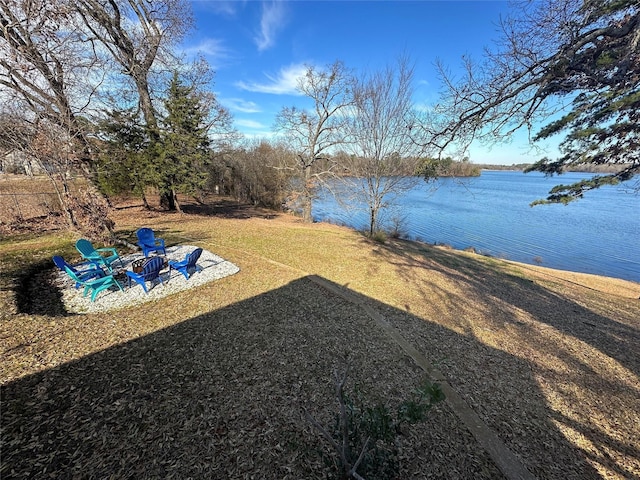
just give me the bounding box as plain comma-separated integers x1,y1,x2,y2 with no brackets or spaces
53,255,106,289
63,266,123,302
76,239,122,272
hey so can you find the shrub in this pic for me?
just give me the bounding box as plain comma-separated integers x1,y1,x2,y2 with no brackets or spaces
304,364,444,480
370,230,387,244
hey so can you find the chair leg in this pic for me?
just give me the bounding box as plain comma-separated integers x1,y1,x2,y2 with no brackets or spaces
90,284,110,302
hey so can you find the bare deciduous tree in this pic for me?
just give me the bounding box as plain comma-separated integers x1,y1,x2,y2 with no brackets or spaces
0,0,103,165
341,57,431,237
274,61,354,222
210,140,296,209
1,111,114,237
2,0,203,221
0,0,114,238
74,0,193,135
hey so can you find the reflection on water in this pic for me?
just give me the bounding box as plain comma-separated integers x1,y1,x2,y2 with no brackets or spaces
313,171,640,282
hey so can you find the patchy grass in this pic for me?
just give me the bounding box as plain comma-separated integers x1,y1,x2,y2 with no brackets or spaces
1,201,639,479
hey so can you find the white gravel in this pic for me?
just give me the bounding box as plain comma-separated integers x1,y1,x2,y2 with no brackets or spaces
56,245,240,314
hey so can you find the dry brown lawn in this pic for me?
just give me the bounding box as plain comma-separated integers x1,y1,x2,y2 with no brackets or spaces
1,198,639,479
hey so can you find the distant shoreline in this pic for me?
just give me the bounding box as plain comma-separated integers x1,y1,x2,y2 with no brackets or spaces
313,170,639,283
476,163,632,174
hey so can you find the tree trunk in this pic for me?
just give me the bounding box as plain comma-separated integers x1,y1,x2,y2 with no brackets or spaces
141,191,150,210
173,188,182,213
160,190,176,210
302,165,313,222
137,76,158,137
369,207,377,237
54,180,77,229
134,180,151,209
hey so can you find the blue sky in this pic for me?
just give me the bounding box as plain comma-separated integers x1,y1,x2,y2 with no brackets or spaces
184,1,559,165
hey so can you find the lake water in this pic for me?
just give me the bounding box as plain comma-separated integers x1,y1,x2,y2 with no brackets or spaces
312,170,640,283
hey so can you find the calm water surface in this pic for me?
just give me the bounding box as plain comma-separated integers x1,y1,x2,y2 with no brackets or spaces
313,170,640,282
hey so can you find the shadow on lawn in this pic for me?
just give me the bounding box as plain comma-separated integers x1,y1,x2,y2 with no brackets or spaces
112,196,273,220
178,198,278,220
371,239,640,479
15,258,68,317
377,238,640,377
2,276,609,479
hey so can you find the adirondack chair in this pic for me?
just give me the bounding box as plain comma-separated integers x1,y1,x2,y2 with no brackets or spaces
63,266,123,302
53,255,106,289
136,227,166,257
125,256,165,293
168,247,203,280
76,239,122,272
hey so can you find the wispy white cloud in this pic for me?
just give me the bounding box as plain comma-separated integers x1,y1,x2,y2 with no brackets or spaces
235,119,267,129
183,38,229,59
195,1,239,17
235,63,307,95
223,98,262,113
255,1,287,52
181,38,234,71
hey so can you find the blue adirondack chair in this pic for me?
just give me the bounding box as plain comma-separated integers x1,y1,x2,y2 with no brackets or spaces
125,256,165,293
76,239,122,272
168,247,203,280
136,228,166,257
63,266,123,302
53,255,106,289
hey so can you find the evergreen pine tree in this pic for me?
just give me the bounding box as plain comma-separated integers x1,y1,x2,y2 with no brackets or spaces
96,109,155,209
158,71,212,212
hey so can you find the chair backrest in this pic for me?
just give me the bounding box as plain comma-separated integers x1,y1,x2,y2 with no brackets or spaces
53,255,71,272
139,256,163,280
76,239,97,257
136,228,155,245
186,248,203,267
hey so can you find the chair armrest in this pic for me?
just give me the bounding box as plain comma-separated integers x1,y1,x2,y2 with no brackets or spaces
72,260,100,269
96,247,118,255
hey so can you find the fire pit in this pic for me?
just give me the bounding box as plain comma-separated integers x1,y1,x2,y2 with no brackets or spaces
131,256,168,274
131,258,146,274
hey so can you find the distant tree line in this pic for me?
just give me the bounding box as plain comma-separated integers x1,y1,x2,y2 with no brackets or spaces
475,163,633,174
415,157,480,178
